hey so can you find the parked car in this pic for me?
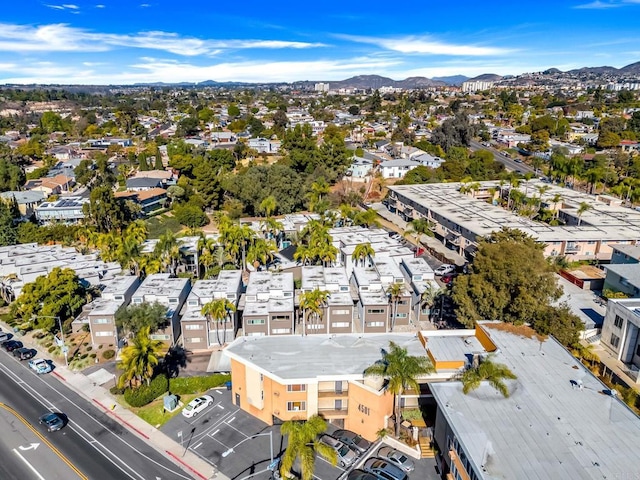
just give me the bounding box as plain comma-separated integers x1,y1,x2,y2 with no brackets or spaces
376,446,415,473
182,395,214,418
2,340,23,352
434,264,455,276
318,434,358,467
363,457,408,480
13,347,36,361
348,470,379,480
29,358,52,374
441,273,457,285
333,429,372,454
0,332,10,343
39,412,65,432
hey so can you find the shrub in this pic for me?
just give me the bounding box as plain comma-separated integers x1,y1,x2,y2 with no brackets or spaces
33,331,46,340
90,353,97,359
169,374,231,395
123,374,168,407
102,349,116,360
110,386,125,395
48,346,56,353
80,353,88,359
83,342,89,347
86,346,93,352
44,342,52,348
98,344,103,350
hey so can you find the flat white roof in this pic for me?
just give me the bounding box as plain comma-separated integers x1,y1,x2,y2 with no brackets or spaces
430,322,640,479
135,273,189,300
225,333,425,382
102,275,138,297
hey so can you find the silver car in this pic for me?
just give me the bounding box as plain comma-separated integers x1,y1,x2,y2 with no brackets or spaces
363,457,408,480
376,446,415,472
319,434,358,468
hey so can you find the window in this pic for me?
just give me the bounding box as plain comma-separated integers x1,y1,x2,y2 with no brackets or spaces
413,275,422,281
272,315,290,321
340,286,349,292
397,300,408,305
394,313,408,318
636,344,640,357
169,298,179,304
610,334,621,348
283,291,293,297
287,384,306,392
366,321,385,328
247,318,266,325
272,328,291,334
93,318,111,324
150,334,170,341
188,300,199,307
185,324,203,330
95,331,113,337
367,308,385,314
332,309,350,315
332,322,350,328
132,297,142,304
614,315,624,328
114,295,124,301
186,337,202,343
287,401,306,411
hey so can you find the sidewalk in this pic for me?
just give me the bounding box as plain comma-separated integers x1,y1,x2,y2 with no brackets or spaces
1,322,226,480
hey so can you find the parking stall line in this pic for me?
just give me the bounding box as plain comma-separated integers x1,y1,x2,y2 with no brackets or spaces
227,416,236,423
192,442,203,450
223,421,250,439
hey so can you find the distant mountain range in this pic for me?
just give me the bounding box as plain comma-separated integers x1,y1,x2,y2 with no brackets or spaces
3,61,639,91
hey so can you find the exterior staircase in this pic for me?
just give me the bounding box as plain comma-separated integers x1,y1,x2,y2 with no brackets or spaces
419,437,435,459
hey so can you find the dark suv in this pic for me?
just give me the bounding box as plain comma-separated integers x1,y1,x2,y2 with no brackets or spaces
13,347,36,360
3,340,23,352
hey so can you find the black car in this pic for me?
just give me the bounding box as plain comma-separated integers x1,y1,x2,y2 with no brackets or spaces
2,340,23,352
13,347,36,360
39,412,66,432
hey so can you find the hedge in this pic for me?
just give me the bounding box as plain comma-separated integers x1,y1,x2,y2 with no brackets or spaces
124,374,169,407
168,373,231,395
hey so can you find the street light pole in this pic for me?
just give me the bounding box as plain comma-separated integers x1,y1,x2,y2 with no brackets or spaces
34,315,68,366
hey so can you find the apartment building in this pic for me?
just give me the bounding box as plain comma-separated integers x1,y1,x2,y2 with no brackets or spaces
351,266,390,333
180,270,243,349
372,255,412,329
600,299,640,371
300,266,354,335
242,271,295,336
35,196,88,224
225,334,425,438
130,273,191,344
79,276,140,346
399,257,438,321
387,181,640,262
430,321,640,479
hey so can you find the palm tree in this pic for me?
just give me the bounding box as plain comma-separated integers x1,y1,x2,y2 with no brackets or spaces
577,201,592,226
386,283,404,332
352,242,375,267
117,326,164,388
353,208,381,228
138,254,162,278
259,195,277,218
365,341,435,437
404,218,434,239
154,231,182,275
298,289,330,335
280,415,337,480
247,238,277,270
458,355,517,398
418,283,442,321
308,178,330,213
201,298,237,346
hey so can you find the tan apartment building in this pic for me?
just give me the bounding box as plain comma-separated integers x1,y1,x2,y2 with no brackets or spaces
351,266,390,333
300,266,354,334
130,273,191,345
399,257,438,321
242,271,294,336
82,275,140,346
180,270,243,349
387,181,640,262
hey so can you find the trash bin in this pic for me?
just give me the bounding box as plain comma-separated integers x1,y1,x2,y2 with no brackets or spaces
225,381,232,391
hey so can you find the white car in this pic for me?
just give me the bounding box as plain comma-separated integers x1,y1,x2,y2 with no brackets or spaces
434,264,455,276
182,395,214,418
29,358,52,374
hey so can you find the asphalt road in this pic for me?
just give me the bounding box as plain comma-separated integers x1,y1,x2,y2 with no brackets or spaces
0,350,193,480
468,139,536,174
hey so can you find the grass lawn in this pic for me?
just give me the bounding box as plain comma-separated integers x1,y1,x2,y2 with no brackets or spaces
134,393,199,428
146,214,184,239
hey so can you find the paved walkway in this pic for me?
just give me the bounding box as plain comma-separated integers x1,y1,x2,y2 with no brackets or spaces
0,321,226,480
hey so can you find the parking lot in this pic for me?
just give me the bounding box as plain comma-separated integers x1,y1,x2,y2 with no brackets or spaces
161,389,440,480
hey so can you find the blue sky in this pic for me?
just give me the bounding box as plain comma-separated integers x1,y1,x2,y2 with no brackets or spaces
0,0,639,84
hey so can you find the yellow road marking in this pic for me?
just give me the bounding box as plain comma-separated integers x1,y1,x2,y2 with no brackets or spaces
0,402,88,480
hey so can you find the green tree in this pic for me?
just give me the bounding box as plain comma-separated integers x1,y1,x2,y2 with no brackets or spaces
0,199,18,246
365,341,435,437
280,415,337,480
0,158,26,191
452,228,562,327
298,288,330,334
115,302,167,337
201,298,236,346
11,267,89,331
173,202,209,229
576,201,592,226
83,185,135,233
351,242,374,267
117,326,164,388
533,304,582,347
459,355,517,398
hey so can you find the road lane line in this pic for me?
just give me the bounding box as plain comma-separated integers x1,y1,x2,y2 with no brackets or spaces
193,442,203,449
12,448,46,480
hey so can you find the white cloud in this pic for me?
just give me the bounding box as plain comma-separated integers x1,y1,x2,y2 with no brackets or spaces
62,4,79,8
45,3,80,11
95,4,105,8
0,23,326,55
339,34,511,56
573,0,640,7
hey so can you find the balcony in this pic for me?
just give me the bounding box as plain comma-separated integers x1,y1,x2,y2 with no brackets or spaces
318,389,349,399
565,244,580,253
318,407,348,418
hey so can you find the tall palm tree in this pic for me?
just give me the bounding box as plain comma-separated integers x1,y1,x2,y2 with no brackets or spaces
259,195,277,218
353,208,381,228
247,238,277,270
352,242,375,267
280,415,337,480
138,254,162,278
458,355,517,398
418,283,443,321
298,289,330,335
577,201,592,226
386,283,404,332
117,326,164,388
201,298,237,346
308,178,331,213
154,231,182,275
404,218,434,239
365,341,435,437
